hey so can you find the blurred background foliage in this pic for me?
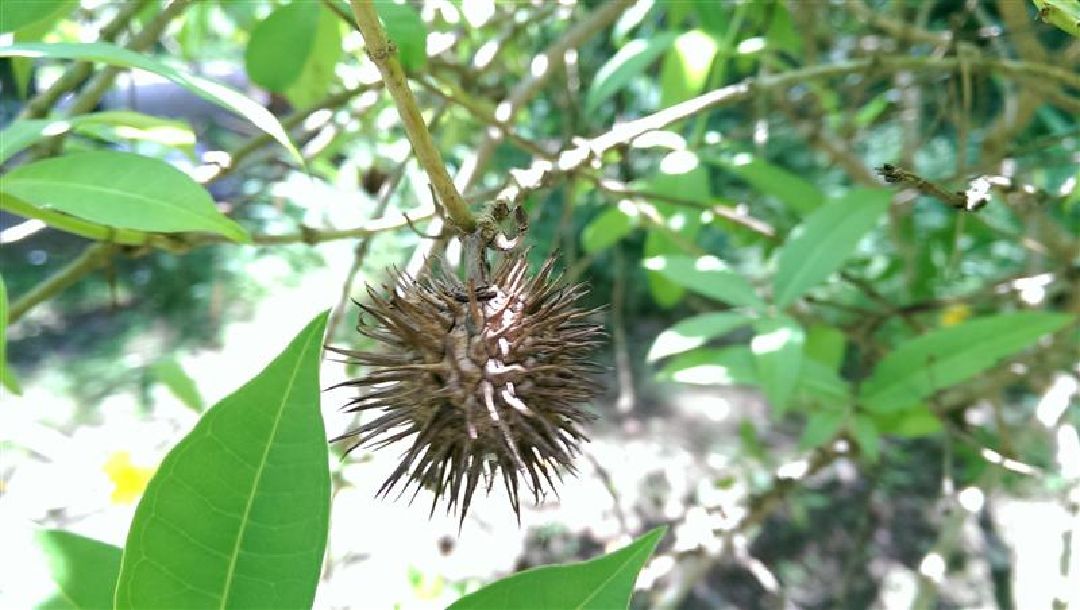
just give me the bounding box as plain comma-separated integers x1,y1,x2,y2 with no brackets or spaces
1,0,1079,608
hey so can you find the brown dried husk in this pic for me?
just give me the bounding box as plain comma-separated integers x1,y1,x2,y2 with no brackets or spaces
329,250,604,522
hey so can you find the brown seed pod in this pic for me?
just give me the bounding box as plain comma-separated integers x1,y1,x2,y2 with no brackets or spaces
328,249,604,523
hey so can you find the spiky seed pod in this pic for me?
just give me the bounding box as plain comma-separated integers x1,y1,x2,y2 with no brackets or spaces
329,250,604,522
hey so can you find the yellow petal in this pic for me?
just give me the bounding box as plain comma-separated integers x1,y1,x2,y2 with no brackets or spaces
103,451,156,504
939,303,971,327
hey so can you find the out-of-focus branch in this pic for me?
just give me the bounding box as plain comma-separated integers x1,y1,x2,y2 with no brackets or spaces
18,0,150,120
9,243,117,323
456,0,635,194
65,0,198,117
348,0,475,233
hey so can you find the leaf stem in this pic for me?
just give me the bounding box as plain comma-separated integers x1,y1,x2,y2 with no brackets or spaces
347,0,476,233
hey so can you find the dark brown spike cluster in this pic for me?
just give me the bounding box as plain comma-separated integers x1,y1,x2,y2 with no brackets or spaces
329,250,604,523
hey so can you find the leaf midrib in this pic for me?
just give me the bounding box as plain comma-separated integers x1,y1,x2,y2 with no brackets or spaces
218,327,320,609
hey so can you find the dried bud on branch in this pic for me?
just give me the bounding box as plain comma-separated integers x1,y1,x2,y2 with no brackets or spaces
329,249,604,523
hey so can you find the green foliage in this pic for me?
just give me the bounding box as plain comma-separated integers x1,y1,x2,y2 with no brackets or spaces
586,33,677,114
149,358,204,412
35,530,122,610
860,312,1074,413
1032,0,1080,37
245,2,342,107
648,311,752,362
751,316,805,413
646,255,764,310
0,0,69,33
448,527,666,610
773,189,890,308
0,43,298,159
375,1,428,72
0,274,18,395
114,312,331,610
1,151,248,241
4,1,1079,607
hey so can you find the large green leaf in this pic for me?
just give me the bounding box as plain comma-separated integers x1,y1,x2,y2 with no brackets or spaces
585,33,677,114
245,2,327,95
773,189,890,308
647,312,752,362
659,30,719,108
0,42,298,160
114,312,331,610
645,255,765,311
35,530,122,610
1,151,249,242
448,526,666,610
860,312,1074,412
0,0,68,33
751,316,805,413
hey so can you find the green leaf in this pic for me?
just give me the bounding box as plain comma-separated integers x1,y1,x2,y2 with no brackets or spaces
645,255,765,310
376,1,428,72
795,358,850,406
245,3,327,95
850,415,880,461
0,0,68,33
721,156,824,215
648,312,752,362
151,358,204,413
582,205,636,254
773,189,890,308
0,119,54,164
0,42,299,160
35,530,122,610
114,311,330,610
448,526,666,610
0,274,19,396
803,324,846,371
869,404,942,438
1032,0,1080,37
1,151,249,242
860,312,1074,412
751,316,805,413
585,33,677,114
284,5,342,108
799,409,847,450
659,30,718,108
658,346,757,385
644,231,685,308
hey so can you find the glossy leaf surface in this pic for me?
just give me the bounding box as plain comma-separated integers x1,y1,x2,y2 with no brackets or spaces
1,151,248,242
114,312,331,610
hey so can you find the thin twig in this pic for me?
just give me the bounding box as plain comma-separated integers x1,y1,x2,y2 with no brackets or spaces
348,0,475,233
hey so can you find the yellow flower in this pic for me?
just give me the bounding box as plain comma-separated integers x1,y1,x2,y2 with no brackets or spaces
939,303,971,327
103,451,156,504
